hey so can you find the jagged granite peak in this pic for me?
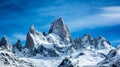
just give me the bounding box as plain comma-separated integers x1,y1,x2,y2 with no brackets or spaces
25,25,37,55
14,39,22,52
80,34,93,47
49,17,72,43
25,31,35,49
0,36,12,51
29,24,35,34
25,25,49,56
93,36,111,49
81,34,92,42
26,24,39,48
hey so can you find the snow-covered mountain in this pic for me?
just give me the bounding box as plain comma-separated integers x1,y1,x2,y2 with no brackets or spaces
0,17,117,67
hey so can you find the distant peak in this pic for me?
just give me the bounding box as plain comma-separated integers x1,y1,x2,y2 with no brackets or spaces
95,36,106,40
82,33,91,39
1,36,7,41
30,24,34,30
29,24,35,34
48,17,72,43
17,39,21,44
52,17,64,26
57,17,63,21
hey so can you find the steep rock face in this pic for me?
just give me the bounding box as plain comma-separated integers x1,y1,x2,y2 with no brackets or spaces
26,25,48,49
25,25,59,56
93,36,111,49
0,36,12,51
49,17,72,44
25,25,36,50
25,25,48,55
98,45,120,67
13,39,22,52
58,57,74,67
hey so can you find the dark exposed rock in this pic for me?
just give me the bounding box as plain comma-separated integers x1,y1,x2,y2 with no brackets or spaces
37,45,59,57
25,25,35,49
0,36,12,51
43,32,46,36
13,39,23,52
93,36,108,49
25,25,38,56
98,45,120,67
49,17,72,44
58,57,74,67
25,32,35,50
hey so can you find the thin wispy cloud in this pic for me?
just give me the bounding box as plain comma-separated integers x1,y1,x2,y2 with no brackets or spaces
100,6,120,18
12,33,26,41
111,39,120,44
66,6,120,32
8,33,26,44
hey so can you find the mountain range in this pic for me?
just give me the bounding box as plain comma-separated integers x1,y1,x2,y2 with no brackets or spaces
0,17,119,67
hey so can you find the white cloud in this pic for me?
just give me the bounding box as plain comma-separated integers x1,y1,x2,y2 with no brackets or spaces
8,33,26,44
100,6,120,18
101,6,120,13
12,33,26,41
65,6,120,32
111,39,120,44
100,13,120,18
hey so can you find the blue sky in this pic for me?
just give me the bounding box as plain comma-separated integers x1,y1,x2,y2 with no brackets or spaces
0,0,120,47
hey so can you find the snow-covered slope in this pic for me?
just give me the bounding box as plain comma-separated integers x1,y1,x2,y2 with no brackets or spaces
0,47,34,67
98,45,120,67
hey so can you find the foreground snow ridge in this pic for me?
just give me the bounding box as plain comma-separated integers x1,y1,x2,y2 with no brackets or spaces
0,17,119,67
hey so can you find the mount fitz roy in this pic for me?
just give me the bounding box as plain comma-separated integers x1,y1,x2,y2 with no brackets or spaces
0,17,119,67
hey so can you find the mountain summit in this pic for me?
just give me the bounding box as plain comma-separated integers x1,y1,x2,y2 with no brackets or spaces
0,36,12,51
49,17,72,43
